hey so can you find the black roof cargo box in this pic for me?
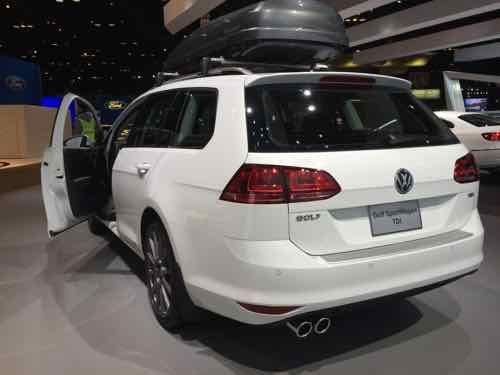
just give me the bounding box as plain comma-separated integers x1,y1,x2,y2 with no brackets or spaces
164,0,348,73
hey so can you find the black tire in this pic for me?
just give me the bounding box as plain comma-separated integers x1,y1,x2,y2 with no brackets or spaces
88,216,107,236
142,219,201,330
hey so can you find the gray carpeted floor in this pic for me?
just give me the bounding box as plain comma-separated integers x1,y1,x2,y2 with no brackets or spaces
0,176,499,374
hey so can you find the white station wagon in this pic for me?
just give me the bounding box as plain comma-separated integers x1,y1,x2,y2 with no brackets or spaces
42,71,484,338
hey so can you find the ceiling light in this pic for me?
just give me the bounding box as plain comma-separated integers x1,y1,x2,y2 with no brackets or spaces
109,23,116,27
56,0,64,3
6,4,11,9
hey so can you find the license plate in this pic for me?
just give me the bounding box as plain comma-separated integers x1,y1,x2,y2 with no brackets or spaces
368,200,422,237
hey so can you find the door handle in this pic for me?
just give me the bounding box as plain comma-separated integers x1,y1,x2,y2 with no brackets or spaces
136,163,151,177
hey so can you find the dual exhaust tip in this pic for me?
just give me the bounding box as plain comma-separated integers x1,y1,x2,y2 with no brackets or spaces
286,316,332,338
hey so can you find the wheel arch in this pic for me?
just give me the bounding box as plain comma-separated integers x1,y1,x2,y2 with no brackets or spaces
140,206,181,264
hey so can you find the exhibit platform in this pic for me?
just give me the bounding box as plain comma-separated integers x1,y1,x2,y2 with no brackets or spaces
0,158,41,194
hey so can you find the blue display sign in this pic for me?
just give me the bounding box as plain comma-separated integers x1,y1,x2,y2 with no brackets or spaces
0,56,42,105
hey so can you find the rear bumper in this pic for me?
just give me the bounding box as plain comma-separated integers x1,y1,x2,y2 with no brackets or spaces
472,149,500,169
186,210,484,325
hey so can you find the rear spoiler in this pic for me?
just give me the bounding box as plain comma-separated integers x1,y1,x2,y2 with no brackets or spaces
246,72,412,90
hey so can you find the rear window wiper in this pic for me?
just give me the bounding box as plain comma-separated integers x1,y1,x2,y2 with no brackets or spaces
371,118,399,134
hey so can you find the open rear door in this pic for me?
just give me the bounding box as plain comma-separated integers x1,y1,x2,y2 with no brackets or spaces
41,93,103,237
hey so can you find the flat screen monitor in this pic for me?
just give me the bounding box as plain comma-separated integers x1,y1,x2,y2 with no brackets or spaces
464,98,488,112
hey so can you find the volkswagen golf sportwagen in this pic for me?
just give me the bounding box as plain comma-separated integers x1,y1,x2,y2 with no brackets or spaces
42,71,484,337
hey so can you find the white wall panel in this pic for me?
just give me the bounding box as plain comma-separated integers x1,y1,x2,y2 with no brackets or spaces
164,0,226,34
348,0,500,47
331,0,395,18
455,42,500,62
354,18,500,65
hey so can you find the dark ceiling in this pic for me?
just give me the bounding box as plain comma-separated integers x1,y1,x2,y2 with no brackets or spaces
1,0,497,99
0,0,178,96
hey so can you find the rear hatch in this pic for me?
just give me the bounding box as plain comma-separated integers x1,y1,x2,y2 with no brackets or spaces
244,73,477,256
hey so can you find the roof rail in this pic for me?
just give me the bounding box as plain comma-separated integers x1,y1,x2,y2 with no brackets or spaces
155,56,332,86
200,57,310,75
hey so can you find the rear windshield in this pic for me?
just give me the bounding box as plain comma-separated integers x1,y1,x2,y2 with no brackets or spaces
245,84,458,152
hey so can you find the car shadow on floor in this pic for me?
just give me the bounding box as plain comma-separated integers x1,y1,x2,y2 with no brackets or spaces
177,296,462,372
478,171,500,217
106,236,463,373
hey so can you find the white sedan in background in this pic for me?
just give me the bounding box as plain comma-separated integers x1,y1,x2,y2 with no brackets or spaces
436,111,500,172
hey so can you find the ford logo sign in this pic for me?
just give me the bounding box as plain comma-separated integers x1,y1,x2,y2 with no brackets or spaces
5,75,27,92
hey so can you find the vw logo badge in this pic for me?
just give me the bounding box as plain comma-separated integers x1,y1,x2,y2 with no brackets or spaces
395,169,414,194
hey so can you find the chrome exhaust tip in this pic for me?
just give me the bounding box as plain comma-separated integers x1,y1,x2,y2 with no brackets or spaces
286,320,313,339
314,317,331,335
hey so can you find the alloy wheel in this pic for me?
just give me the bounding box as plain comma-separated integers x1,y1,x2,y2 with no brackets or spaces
145,225,173,318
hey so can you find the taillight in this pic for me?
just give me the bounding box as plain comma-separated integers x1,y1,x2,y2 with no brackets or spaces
320,75,375,85
454,153,480,183
220,164,341,204
482,132,500,141
238,302,301,315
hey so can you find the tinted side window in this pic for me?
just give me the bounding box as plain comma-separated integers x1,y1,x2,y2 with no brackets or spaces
171,90,217,149
109,103,148,165
139,92,180,147
114,105,147,149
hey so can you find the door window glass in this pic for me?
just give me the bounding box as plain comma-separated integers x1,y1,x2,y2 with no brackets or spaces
63,99,99,148
139,92,180,147
171,90,217,149
109,103,148,166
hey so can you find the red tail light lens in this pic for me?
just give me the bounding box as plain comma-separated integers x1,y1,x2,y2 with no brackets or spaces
320,75,375,85
454,153,480,183
482,132,500,141
238,302,301,315
220,164,341,204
